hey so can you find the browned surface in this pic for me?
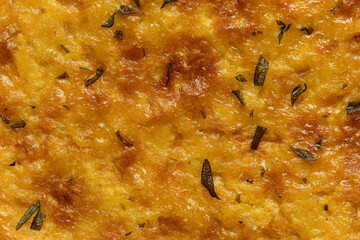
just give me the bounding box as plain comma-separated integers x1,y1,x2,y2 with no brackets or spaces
1,0,360,239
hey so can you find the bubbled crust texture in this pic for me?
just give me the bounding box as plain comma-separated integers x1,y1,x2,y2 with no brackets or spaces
1,0,360,239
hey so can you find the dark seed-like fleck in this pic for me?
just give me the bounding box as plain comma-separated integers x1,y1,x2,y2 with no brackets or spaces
165,62,173,86
116,130,133,146
161,0,178,8
85,68,103,86
201,159,220,200
291,83,307,105
56,72,69,79
346,101,360,114
30,207,46,231
254,55,269,86
251,126,267,150
10,120,26,129
231,89,246,106
101,14,115,27
16,200,40,230
300,27,314,35
292,147,315,161
235,74,247,82
60,44,70,53
113,30,123,39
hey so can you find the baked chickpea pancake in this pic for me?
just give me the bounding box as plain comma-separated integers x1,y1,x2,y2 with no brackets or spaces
1,0,360,239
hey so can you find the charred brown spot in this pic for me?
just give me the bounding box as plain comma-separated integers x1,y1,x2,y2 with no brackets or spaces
122,45,145,61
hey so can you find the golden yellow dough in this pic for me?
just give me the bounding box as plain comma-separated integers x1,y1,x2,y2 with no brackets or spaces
1,0,360,239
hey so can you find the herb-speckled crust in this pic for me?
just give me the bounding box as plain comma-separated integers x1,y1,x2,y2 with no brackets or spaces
1,0,360,239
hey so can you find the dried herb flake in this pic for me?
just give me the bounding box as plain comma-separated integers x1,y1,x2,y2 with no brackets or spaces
10,120,26,129
161,0,178,8
9,161,16,166
116,130,133,146
125,231,133,236
60,44,70,53
79,67,92,72
260,168,266,177
30,207,46,231
235,74,247,82
113,30,123,39
346,101,360,114
201,159,220,200
277,21,291,44
56,72,69,79
254,55,269,86
250,109,254,117
331,3,343,13
302,178,307,184
85,68,103,86
231,89,246,106
300,27,314,35
1,116,10,124
101,14,115,28
324,204,328,211
315,140,322,149
16,200,40,230
251,126,267,150
291,83,307,105
292,147,315,161
165,62,173,86
118,5,140,14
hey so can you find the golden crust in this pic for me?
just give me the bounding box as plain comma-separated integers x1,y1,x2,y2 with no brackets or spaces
1,0,360,239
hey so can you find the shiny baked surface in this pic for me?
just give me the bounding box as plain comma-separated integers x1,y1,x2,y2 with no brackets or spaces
1,0,360,239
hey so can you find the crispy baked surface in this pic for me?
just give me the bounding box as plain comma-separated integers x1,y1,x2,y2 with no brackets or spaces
1,0,360,239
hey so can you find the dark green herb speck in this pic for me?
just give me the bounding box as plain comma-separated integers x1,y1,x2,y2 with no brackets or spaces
30,207,46,231
116,130,133,146
292,147,315,161
277,20,291,44
246,179,254,184
113,30,123,39
331,3,343,13
300,27,314,35
9,161,16,166
302,178,307,184
251,126,267,150
291,83,307,105
60,44,70,53
261,168,266,177
346,101,360,114
79,67,92,72
118,5,140,14
250,109,254,117
85,68,103,86
165,62,173,86
125,231,133,236
235,74,247,82
201,159,220,200
324,204,328,211
275,190,282,198
315,140,322,149
16,200,40,230
1,115,10,124
101,14,115,28
254,55,269,86
341,83,348,89
231,89,246,106
10,120,26,129
200,110,206,119
161,0,178,8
